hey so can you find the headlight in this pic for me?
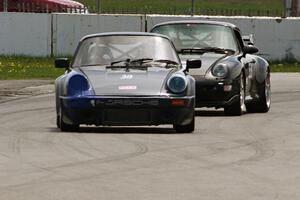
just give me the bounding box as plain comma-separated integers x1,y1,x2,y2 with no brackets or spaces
212,63,228,78
167,74,187,94
67,74,92,96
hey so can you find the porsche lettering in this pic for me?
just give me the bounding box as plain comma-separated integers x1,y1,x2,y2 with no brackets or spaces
96,99,159,106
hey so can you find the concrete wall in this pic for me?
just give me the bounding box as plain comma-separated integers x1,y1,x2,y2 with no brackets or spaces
0,12,51,56
0,12,300,61
52,14,145,56
147,15,300,61
0,13,144,57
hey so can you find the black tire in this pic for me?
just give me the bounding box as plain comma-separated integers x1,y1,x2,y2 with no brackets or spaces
59,107,79,132
56,115,61,128
224,73,246,116
173,116,195,133
246,72,271,113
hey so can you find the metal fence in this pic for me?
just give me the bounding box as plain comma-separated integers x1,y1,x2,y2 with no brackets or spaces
0,0,288,17
94,7,284,17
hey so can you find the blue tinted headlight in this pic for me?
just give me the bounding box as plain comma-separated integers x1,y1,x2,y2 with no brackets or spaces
212,63,228,78
67,74,92,96
167,74,187,94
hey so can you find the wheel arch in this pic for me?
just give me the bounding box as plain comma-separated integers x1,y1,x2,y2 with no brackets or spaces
229,64,244,83
254,56,269,84
55,74,67,115
186,75,196,97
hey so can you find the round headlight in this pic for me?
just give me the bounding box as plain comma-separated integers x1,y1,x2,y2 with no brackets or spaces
67,74,90,96
167,74,187,94
212,63,228,78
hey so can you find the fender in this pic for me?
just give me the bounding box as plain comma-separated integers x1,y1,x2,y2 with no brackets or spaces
55,74,67,115
229,62,243,81
253,56,269,84
186,75,196,97
224,56,243,82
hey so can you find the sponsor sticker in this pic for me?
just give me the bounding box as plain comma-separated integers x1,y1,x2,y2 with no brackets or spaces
118,85,137,90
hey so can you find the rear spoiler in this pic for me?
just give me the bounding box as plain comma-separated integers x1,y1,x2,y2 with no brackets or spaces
242,34,254,45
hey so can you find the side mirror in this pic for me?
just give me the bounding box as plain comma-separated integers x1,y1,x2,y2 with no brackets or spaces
55,58,70,69
244,45,259,55
186,59,201,71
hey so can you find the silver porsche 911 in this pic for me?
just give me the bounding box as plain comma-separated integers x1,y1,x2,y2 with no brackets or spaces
55,32,200,132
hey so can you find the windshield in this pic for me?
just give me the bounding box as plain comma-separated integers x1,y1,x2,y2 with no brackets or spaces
151,24,239,53
72,35,180,67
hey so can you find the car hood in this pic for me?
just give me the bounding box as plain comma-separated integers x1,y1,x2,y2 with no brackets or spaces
179,53,226,76
78,66,174,96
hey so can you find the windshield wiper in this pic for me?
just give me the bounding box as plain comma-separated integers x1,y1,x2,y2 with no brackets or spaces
110,58,153,66
108,58,178,69
130,58,153,64
178,47,235,54
151,59,179,68
110,58,131,66
202,47,235,54
108,58,154,71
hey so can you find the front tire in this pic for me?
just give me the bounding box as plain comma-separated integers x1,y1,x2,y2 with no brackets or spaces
56,115,61,128
173,115,195,133
59,107,79,132
224,73,246,116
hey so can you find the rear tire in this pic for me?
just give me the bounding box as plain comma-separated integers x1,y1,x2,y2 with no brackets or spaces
59,107,79,132
224,73,246,116
173,116,195,133
246,72,271,113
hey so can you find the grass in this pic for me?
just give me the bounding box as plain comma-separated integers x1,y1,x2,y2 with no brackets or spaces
0,56,299,80
270,63,300,73
0,56,64,80
78,0,283,15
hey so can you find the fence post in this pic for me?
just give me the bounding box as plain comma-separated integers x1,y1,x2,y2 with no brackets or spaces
97,0,100,14
283,0,295,17
191,0,195,16
294,0,300,16
283,0,287,17
3,0,8,12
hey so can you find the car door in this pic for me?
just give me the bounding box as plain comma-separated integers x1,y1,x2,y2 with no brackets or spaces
233,29,256,96
242,54,256,95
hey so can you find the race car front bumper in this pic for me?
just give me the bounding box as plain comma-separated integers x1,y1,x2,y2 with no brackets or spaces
60,96,195,126
194,77,239,108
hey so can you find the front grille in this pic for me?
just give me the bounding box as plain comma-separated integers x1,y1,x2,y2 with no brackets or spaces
104,109,151,123
95,98,160,107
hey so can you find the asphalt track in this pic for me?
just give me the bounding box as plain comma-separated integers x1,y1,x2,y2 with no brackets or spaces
0,73,299,200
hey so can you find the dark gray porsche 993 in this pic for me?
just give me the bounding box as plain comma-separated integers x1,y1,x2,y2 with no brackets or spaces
55,32,199,132
151,21,271,116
